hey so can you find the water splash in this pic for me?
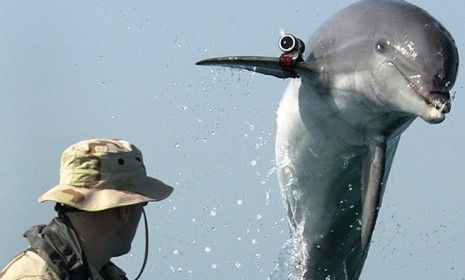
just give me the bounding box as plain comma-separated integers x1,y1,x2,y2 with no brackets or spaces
270,233,307,280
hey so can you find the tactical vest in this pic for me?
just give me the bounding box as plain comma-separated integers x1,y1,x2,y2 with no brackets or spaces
24,214,127,280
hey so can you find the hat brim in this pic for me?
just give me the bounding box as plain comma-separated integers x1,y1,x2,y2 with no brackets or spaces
39,176,173,212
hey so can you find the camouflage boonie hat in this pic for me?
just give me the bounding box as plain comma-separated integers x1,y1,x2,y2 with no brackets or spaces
39,139,173,211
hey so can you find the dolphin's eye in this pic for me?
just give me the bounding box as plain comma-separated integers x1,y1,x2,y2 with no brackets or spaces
375,38,389,53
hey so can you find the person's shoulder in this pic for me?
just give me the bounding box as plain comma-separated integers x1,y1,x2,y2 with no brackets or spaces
0,250,59,280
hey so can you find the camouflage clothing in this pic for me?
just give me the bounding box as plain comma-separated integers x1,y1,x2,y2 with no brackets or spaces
39,139,173,211
0,214,127,280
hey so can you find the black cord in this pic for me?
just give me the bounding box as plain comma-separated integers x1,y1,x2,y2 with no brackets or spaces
134,208,149,280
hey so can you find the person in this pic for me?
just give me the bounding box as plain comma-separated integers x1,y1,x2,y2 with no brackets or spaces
0,139,173,280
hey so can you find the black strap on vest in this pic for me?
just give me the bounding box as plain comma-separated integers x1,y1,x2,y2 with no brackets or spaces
24,213,91,280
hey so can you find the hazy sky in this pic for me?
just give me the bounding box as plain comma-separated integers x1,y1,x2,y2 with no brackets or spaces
0,1,463,279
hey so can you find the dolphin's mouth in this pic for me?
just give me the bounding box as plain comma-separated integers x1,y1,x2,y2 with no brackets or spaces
421,91,451,113
392,61,452,115
407,77,451,114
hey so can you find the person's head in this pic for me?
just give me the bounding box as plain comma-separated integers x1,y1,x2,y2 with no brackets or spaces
39,138,173,256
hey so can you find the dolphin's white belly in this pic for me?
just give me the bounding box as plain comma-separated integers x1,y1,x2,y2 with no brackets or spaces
275,78,375,277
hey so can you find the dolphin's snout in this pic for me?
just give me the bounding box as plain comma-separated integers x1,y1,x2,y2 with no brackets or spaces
424,91,451,113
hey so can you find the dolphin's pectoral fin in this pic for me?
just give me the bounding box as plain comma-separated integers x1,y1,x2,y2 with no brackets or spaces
360,134,401,249
346,136,387,279
346,135,400,279
360,135,387,250
196,56,295,79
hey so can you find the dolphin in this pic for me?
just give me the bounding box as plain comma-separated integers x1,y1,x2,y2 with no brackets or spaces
196,0,459,279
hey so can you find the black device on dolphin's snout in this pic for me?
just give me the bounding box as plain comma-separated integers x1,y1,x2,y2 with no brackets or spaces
278,34,305,77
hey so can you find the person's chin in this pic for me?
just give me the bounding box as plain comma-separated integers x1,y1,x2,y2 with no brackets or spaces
113,245,131,257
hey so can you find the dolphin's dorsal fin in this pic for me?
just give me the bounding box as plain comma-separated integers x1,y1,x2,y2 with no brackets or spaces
196,56,295,79
196,56,318,80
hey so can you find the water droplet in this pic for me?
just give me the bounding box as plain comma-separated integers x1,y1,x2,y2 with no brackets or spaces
236,200,243,205
235,262,242,268
256,214,263,220
251,160,257,166
173,249,179,255
210,210,217,216
252,239,258,244
211,264,217,269
205,247,211,253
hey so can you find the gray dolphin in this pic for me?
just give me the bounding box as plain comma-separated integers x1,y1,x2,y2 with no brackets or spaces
197,0,459,279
